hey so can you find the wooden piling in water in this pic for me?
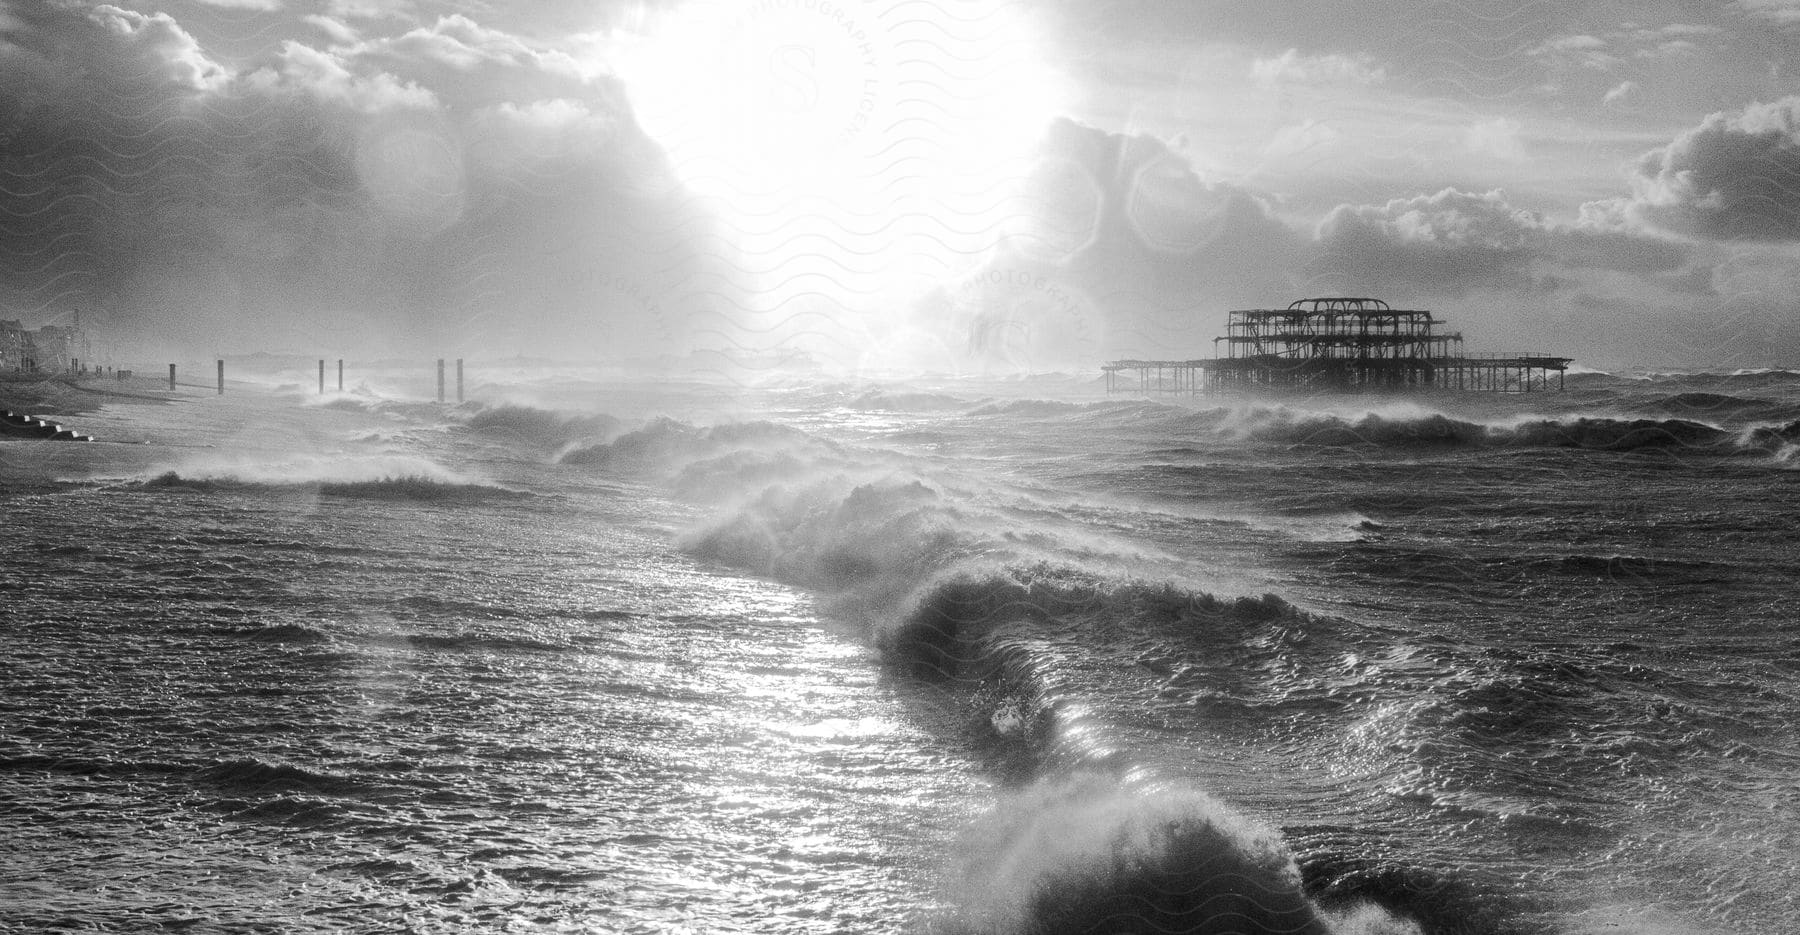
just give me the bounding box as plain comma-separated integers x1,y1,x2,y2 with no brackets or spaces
456,358,464,403
436,359,445,403
169,363,176,391
217,360,224,395
337,359,343,392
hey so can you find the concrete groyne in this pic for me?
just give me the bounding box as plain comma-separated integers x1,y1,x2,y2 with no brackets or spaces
0,409,94,441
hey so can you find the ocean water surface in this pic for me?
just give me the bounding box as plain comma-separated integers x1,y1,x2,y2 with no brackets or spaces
3,366,1798,934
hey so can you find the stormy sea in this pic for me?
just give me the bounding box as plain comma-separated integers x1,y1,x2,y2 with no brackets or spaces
2,364,1797,935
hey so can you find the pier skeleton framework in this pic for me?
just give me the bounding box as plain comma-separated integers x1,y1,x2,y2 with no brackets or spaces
1104,297,1571,394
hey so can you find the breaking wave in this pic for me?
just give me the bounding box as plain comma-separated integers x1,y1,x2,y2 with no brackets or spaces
1648,392,1778,414
457,404,620,450
559,417,827,469
1150,407,1800,455
647,414,1442,932
136,471,525,502
197,757,373,798
131,456,526,502
940,774,1353,935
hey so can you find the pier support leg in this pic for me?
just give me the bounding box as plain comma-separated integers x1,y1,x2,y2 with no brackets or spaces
217,360,224,395
338,359,344,392
456,358,464,403
319,359,325,395
169,363,176,391
436,359,445,403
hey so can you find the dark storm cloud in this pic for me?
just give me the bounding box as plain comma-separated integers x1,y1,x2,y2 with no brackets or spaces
1045,119,1300,292
1622,96,1800,242
1314,188,1543,295
949,119,1716,366
1312,187,1699,301
0,1,711,358
951,117,1306,361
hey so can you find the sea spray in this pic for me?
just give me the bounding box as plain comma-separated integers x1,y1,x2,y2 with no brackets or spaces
937,772,1406,935
137,453,470,487
637,414,1441,931
456,403,621,451
134,471,526,502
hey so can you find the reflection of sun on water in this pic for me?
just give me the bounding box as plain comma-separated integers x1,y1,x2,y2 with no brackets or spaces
617,0,1068,368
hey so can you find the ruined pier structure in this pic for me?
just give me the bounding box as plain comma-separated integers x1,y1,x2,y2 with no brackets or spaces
1104,298,1571,394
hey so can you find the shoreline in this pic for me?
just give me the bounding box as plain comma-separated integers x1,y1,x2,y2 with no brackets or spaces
0,373,181,419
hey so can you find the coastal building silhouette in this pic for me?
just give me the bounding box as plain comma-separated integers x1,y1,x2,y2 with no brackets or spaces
1,319,85,374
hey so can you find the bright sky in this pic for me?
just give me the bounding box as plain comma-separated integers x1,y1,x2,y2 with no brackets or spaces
3,0,1799,369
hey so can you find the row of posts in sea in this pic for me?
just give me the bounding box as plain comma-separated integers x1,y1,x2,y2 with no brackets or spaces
148,359,469,403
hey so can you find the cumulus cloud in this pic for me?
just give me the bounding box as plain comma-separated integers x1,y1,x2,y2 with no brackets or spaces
247,39,437,111
361,14,563,73
0,3,716,359
946,142,1708,365
1623,96,1800,241
89,5,231,91
1312,186,1697,300
303,14,360,45
344,14,591,111
936,118,1307,365
1314,189,1547,294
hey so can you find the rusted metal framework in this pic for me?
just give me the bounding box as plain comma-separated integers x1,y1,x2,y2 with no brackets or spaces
1103,297,1571,394
1211,298,1459,389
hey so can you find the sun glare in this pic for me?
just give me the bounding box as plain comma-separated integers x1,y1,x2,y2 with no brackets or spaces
618,0,1068,368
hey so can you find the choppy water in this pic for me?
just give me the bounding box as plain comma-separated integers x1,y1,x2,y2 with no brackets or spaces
3,367,1798,934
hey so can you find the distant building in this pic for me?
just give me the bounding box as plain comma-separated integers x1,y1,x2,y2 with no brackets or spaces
0,318,86,373
0,320,24,372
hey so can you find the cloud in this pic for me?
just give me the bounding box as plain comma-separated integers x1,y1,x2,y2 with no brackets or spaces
1312,186,1698,297
364,14,548,70
344,14,589,110
1528,34,1619,70
325,0,414,21
1531,25,1714,73
303,14,360,45
194,0,281,10
1314,189,1546,295
1631,23,1725,39
89,5,231,91
1531,34,1607,53
1622,96,1800,241
1737,0,1800,25
1464,117,1526,160
249,39,438,111
1262,119,1343,161
1602,80,1639,106
939,119,1307,364
951,140,1709,363
1623,23,1720,58
1250,49,1384,88
0,3,717,359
